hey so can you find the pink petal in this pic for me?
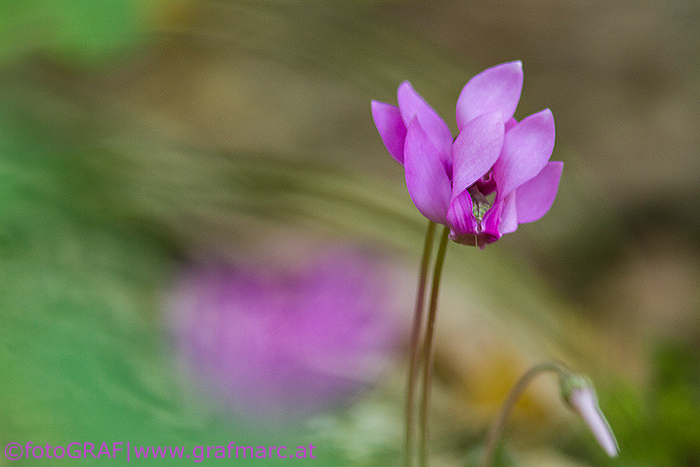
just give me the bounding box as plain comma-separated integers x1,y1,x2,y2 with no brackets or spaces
371,101,407,164
456,61,523,131
568,387,619,457
515,161,563,223
497,192,518,234
403,117,451,224
451,111,504,199
446,190,478,239
478,201,504,247
493,109,556,200
397,82,453,170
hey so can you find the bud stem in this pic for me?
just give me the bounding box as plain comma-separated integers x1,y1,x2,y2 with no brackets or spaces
480,362,567,467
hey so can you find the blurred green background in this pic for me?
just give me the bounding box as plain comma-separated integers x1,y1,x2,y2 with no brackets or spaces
1,1,699,466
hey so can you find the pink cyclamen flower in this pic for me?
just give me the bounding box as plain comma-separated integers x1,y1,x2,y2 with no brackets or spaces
372,61,563,248
164,247,400,424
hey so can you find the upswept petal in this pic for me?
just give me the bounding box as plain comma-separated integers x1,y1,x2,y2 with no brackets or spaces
371,101,407,164
403,117,451,224
515,161,563,223
451,111,504,199
397,82,453,169
497,191,518,234
446,190,478,240
493,108,556,200
456,61,523,131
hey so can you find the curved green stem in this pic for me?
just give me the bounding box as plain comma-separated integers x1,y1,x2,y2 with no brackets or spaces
405,220,436,467
479,362,568,467
418,225,450,467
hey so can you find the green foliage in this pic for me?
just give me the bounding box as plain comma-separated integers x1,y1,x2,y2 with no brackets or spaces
462,443,515,467
0,0,147,67
651,343,700,466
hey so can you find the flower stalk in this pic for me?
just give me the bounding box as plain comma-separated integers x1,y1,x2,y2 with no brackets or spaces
405,220,437,467
418,226,450,467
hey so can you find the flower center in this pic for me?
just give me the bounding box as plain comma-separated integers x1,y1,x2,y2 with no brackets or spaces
467,186,492,224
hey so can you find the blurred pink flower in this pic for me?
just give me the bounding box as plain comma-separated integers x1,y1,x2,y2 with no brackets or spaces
164,247,400,423
372,61,563,248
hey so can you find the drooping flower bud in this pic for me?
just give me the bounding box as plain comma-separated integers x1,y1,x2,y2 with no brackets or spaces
560,374,619,457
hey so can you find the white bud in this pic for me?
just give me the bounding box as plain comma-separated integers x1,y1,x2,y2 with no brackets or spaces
562,375,619,457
